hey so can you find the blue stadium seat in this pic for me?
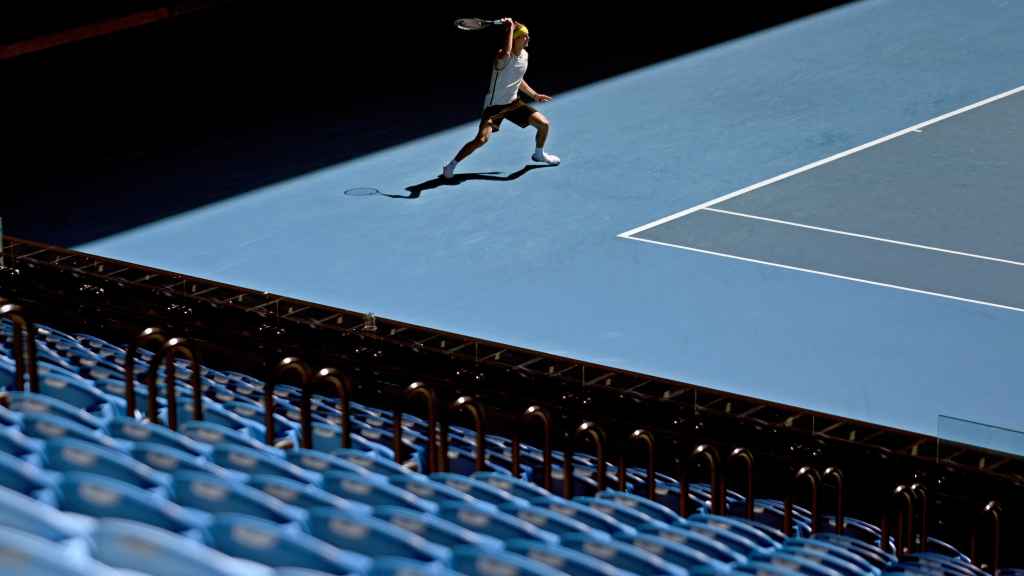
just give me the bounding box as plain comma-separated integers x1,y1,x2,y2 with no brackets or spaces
559,532,690,575
221,400,299,442
337,432,399,460
444,445,498,476
95,378,161,417
573,495,661,527
207,383,249,406
305,421,362,453
388,472,478,506
506,539,633,576
30,373,112,413
179,420,284,457
452,548,567,576
373,505,504,552
72,333,126,357
167,400,253,433
91,518,272,576
61,351,125,375
595,488,682,524
924,537,972,563
248,474,372,516
0,425,43,457
269,383,303,402
744,551,844,576
482,450,521,477
306,507,451,563
19,412,127,451
76,359,156,386
768,545,873,576
57,472,210,533
43,437,170,490
132,442,246,481
781,538,883,575
819,516,884,545
528,496,638,537
108,417,210,457
286,447,386,478
0,525,121,576
0,484,92,541
498,502,611,541
8,391,108,430
222,370,264,387
473,471,552,500
332,447,411,476
210,444,321,484
352,423,428,469
549,465,620,498
438,500,559,545
614,531,737,574
0,358,16,391
0,449,57,496
368,558,467,576
321,471,439,513
744,499,814,537
676,520,769,558
171,472,305,524
900,553,988,576
650,482,718,516
733,560,809,575
203,514,372,574
811,532,896,569
687,513,784,548
430,472,530,507
0,402,21,425
280,402,333,427
2,341,76,373
635,522,748,564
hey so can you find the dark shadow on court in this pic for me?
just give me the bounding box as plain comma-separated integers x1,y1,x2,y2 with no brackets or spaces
392,164,555,199
5,4,852,246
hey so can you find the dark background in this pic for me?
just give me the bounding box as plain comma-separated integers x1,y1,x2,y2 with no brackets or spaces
4,2,854,246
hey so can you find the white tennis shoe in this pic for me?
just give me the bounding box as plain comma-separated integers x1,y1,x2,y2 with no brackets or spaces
531,151,560,165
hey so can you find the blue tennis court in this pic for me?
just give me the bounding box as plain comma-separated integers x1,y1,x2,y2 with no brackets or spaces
79,0,1024,446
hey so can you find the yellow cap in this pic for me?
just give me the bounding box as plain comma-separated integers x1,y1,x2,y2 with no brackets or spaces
513,23,529,39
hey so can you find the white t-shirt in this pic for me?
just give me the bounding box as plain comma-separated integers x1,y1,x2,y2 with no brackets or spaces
483,49,529,108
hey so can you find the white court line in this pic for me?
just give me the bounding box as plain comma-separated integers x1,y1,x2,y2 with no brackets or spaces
619,84,1024,238
704,207,1024,267
624,235,1024,314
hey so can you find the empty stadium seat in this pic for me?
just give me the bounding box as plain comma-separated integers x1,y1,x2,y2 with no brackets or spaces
437,500,559,545
506,539,632,576
321,471,439,513
57,472,210,533
451,547,567,576
0,484,92,541
559,532,690,575
44,437,170,490
203,514,372,574
306,507,451,563
372,505,504,552
171,472,305,524
90,518,272,576
0,525,122,576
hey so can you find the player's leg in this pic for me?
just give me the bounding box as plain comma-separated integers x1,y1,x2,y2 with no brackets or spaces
528,112,559,165
444,122,495,179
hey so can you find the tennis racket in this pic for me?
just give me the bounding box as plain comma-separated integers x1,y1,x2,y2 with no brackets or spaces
454,17,506,31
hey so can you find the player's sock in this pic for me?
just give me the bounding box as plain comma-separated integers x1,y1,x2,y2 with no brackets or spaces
443,160,458,179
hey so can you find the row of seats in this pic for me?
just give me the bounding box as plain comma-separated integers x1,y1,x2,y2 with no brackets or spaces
0,317,1017,575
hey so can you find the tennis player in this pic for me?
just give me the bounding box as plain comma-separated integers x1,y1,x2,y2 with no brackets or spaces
443,18,560,179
